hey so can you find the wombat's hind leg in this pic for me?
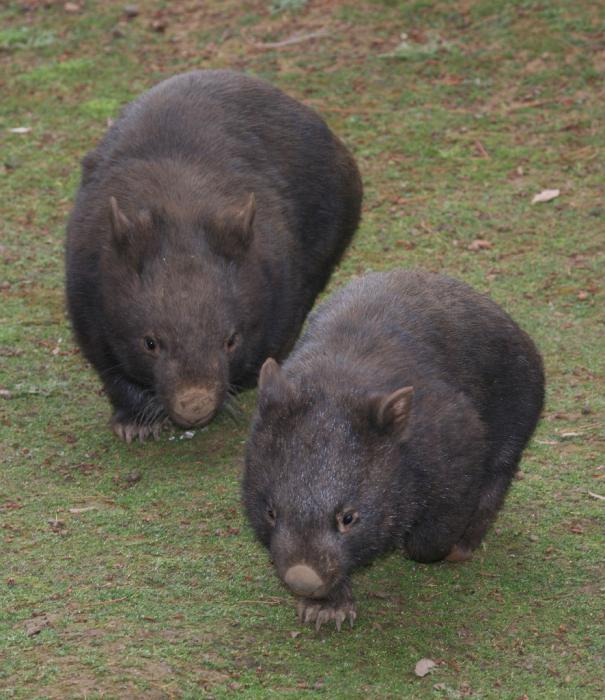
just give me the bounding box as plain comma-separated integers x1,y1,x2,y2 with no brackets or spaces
445,544,474,562
296,581,356,632
455,468,519,553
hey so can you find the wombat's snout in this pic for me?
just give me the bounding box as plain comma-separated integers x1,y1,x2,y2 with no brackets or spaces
171,387,219,427
284,564,325,598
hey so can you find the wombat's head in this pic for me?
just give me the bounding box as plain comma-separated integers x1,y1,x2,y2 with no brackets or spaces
100,194,259,428
244,359,414,600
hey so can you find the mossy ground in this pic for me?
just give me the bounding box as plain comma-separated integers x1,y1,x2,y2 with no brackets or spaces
1,0,603,697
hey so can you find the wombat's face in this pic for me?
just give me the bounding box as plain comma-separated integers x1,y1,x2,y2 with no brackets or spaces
101,198,258,428
244,359,414,600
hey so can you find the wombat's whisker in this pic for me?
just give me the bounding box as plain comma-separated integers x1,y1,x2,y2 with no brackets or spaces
135,396,165,428
98,362,126,378
222,400,242,425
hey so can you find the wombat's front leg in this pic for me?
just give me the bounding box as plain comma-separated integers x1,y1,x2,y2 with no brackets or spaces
103,372,166,443
296,580,356,632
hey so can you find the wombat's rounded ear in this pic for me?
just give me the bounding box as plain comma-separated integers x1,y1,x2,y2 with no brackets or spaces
236,192,256,240
372,386,414,441
108,197,155,271
258,358,293,411
207,193,256,260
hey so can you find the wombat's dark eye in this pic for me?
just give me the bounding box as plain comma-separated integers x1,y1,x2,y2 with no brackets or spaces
225,332,240,353
266,507,276,526
337,510,359,534
144,336,157,352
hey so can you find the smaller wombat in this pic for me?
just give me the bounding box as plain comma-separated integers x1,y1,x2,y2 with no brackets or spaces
243,270,544,630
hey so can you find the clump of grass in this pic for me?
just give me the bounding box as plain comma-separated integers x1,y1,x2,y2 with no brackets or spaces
270,0,308,14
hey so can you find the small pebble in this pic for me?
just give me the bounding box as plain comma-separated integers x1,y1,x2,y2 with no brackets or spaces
123,4,139,18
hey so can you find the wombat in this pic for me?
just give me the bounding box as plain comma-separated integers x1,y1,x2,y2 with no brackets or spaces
65,70,362,442
243,269,544,630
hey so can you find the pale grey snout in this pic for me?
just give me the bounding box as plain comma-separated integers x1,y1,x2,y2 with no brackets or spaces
284,564,325,597
171,386,218,427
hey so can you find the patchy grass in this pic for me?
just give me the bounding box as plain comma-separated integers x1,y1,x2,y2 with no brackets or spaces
1,0,603,697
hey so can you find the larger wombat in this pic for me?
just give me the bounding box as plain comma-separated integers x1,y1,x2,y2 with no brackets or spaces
65,70,362,442
244,270,544,630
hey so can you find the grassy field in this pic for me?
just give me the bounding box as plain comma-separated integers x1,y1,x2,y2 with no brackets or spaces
1,0,603,697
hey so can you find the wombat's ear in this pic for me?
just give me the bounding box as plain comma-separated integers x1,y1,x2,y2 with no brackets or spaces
372,386,414,441
207,193,256,260
108,197,154,270
109,196,132,241
257,358,294,412
236,192,256,239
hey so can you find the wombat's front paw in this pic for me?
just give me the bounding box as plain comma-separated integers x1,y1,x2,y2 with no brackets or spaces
111,416,165,443
296,597,357,632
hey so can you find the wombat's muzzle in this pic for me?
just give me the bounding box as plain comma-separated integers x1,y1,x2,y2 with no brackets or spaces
170,386,219,427
283,564,329,598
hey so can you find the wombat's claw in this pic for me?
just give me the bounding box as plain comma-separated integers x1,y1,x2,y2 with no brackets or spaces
111,418,164,443
296,599,356,631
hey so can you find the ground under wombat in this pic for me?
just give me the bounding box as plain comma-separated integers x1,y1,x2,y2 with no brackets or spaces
65,70,362,442
243,269,544,630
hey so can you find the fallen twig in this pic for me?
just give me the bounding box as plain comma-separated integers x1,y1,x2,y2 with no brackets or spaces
255,28,330,49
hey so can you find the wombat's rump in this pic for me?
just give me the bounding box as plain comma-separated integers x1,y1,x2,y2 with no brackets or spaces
65,70,362,442
244,270,544,630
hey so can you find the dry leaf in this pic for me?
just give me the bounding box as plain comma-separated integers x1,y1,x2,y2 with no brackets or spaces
587,492,605,501
531,189,560,204
24,613,56,637
9,127,32,134
415,658,437,677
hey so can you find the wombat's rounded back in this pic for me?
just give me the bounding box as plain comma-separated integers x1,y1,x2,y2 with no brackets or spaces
79,71,362,251
295,268,544,452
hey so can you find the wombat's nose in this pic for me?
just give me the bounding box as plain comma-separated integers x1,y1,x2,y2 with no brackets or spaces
172,387,218,426
284,564,324,597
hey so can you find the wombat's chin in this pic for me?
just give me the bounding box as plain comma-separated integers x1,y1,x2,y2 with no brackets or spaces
169,410,217,429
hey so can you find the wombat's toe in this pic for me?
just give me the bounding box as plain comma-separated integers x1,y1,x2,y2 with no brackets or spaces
111,417,165,443
296,598,357,632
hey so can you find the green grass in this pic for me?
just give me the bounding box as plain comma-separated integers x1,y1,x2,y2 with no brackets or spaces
1,0,604,697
